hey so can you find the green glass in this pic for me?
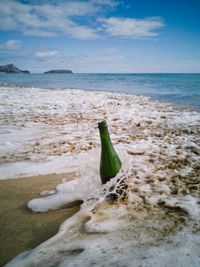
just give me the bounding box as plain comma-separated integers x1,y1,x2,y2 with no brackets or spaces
98,121,122,184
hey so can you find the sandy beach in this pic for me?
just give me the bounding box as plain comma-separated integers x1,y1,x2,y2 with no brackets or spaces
0,84,199,266
0,172,81,266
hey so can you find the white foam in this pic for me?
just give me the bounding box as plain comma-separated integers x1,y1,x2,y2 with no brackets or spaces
163,195,200,217
27,148,128,212
0,154,78,179
1,84,200,266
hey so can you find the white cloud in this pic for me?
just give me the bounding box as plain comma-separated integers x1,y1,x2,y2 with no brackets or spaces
36,50,58,58
68,26,100,40
100,17,165,39
91,0,119,7
0,40,21,50
0,0,101,39
24,29,58,37
0,0,164,40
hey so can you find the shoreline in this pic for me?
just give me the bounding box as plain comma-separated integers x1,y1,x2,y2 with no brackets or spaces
0,74,200,111
0,172,81,266
0,79,199,266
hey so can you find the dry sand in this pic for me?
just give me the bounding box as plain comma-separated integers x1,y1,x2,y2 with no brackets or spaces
0,172,81,266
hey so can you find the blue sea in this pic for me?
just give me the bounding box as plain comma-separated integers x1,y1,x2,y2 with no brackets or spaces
0,73,200,110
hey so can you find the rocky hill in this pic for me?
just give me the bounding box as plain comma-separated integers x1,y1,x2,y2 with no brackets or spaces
44,69,73,74
0,64,30,73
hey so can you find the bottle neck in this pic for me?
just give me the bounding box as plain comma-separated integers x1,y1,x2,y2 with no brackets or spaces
99,127,112,149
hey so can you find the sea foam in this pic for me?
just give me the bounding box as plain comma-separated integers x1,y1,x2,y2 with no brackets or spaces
1,83,199,266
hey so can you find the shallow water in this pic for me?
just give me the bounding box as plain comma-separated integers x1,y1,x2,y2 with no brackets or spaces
0,83,199,266
1,73,200,110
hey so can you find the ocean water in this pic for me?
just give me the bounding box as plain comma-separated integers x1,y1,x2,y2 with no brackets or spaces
0,73,200,110
0,76,200,266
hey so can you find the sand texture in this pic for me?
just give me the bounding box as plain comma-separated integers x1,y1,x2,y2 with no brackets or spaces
0,172,81,266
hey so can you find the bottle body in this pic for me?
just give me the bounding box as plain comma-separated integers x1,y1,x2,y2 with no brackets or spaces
98,121,122,184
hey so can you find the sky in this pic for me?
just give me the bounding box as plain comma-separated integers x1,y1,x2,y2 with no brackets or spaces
0,0,200,73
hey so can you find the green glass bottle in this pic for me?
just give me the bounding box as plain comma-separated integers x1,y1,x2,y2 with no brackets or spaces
98,121,122,184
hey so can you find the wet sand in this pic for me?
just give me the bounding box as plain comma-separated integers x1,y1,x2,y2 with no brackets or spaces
0,173,81,266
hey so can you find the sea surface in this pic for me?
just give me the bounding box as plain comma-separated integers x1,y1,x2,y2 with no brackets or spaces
0,74,200,266
0,73,200,110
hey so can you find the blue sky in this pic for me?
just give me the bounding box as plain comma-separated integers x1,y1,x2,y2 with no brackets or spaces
0,0,200,73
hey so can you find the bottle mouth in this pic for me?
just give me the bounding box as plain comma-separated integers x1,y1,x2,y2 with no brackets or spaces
98,121,107,129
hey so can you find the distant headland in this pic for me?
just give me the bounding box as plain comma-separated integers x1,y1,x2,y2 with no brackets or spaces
0,64,73,74
44,69,73,74
0,64,30,74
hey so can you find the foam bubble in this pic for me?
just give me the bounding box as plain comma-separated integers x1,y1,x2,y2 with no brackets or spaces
1,84,200,266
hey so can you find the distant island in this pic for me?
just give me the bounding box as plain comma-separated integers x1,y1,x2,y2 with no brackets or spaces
44,69,73,74
0,64,30,74
0,64,73,74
